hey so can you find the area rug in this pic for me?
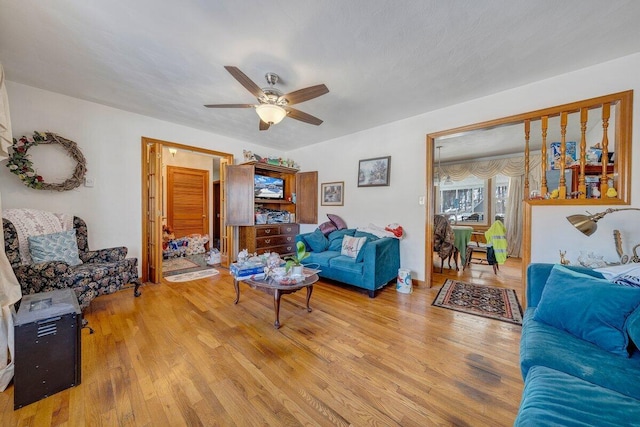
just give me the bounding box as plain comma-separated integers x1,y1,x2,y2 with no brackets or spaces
163,257,199,273
164,269,219,282
432,279,523,325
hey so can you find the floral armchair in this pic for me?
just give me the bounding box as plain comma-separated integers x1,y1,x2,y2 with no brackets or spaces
3,215,141,311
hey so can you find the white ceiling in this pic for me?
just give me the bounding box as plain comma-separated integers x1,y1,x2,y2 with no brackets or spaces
2,0,640,152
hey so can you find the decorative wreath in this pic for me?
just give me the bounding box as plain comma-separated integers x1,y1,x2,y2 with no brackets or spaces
6,131,87,191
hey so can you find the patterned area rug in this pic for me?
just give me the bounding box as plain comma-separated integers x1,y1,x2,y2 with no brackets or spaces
163,257,200,273
433,279,523,325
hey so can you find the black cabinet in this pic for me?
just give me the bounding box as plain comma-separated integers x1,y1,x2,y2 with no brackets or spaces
14,288,81,409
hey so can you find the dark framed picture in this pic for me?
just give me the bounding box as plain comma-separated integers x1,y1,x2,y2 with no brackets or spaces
321,181,344,206
358,156,391,187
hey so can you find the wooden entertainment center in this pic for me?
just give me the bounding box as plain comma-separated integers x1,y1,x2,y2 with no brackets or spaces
226,161,317,256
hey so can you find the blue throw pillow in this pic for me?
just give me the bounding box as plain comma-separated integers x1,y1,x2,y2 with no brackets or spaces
304,228,328,253
533,265,640,357
354,231,379,262
627,307,640,350
327,228,356,251
28,229,83,266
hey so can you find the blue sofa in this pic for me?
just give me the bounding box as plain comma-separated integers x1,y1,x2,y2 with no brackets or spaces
295,228,400,297
515,263,640,426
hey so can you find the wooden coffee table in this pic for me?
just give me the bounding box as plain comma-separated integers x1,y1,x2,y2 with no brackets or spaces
233,272,319,329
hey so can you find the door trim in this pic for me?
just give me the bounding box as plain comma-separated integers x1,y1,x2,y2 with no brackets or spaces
141,137,234,283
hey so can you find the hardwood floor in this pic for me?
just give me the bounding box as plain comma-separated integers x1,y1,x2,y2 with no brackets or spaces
1,259,524,426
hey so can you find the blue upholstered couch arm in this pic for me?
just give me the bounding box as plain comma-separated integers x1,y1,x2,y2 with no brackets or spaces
526,263,605,307
362,237,400,286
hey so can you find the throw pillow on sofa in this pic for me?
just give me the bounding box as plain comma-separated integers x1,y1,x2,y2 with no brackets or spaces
354,231,379,262
28,229,83,266
533,264,640,357
318,221,338,236
341,235,367,259
595,263,640,287
304,228,329,252
327,229,356,251
327,214,348,230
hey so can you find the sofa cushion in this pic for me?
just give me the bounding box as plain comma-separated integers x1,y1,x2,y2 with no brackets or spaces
327,214,347,230
28,229,83,266
318,221,338,236
327,228,356,251
328,255,364,275
304,228,329,252
521,308,640,400
627,307,640,350
515,365,640,427
354,231,379,262
533,265,640,357
341,235,367,259
304,250,340,268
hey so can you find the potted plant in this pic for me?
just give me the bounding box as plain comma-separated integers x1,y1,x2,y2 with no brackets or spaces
285,241,310,275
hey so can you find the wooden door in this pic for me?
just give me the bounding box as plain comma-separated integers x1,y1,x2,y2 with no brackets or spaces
167,166,209,238
296,171,318,224
142,140,163,283
212,181,221,246
225,164,254,226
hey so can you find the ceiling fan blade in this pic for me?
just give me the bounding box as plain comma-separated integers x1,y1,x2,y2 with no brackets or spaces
224,66,264,98
259,120,270,131
204,104,254,108
283,84,329,105
285,107,323,125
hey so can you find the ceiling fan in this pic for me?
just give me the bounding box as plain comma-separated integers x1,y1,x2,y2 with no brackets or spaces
205,66,329,131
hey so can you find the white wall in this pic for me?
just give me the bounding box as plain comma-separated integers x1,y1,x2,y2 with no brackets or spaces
1,82,282,262
4,53,640,282
289,53,640,281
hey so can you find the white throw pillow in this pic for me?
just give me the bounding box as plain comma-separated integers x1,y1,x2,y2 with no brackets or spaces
595,263,640,287
341,235,367,259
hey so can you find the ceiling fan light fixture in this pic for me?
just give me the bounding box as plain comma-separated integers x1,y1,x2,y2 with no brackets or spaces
255,104,287,125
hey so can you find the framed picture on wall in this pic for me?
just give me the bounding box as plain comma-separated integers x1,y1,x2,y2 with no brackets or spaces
358,156,391,187
321,181,344,206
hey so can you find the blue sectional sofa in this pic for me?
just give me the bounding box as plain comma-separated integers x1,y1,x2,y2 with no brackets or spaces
515,263,640,426
295,228,400,297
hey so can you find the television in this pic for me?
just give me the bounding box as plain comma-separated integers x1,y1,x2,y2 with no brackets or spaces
254,174,284,199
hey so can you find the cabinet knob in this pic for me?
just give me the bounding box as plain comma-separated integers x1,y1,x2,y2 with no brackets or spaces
285,227,291,232
264,239,271,244
286,246,292,251
286,237,292,241
265,229,271,234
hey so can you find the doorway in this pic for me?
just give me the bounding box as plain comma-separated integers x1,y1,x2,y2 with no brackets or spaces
425,134,525,301
141,137,234,283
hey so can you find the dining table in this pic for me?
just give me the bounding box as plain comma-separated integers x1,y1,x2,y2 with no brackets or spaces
452,225,474,264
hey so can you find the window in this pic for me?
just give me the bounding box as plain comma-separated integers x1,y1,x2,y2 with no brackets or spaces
436,174,508,225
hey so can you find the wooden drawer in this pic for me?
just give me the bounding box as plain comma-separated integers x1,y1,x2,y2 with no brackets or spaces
278,224,299,235
256,234,295,248
256,226,280,237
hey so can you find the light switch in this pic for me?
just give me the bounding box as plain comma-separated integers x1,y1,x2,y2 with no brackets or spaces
419,196,425,205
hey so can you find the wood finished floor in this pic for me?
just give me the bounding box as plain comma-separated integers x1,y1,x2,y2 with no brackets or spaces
1,258,524,426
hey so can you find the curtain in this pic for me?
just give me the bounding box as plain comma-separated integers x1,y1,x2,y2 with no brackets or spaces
439,153,542,259
0,62,21,391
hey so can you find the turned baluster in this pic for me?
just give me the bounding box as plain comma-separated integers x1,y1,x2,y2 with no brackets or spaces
524,119,530,199
558,112,568,199
540,116,548,196
578,107,587,198
600,102,610,196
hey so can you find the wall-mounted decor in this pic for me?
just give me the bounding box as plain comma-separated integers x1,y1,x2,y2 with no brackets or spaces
7,131,87,191
358,156,391,187
321,181,344,206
